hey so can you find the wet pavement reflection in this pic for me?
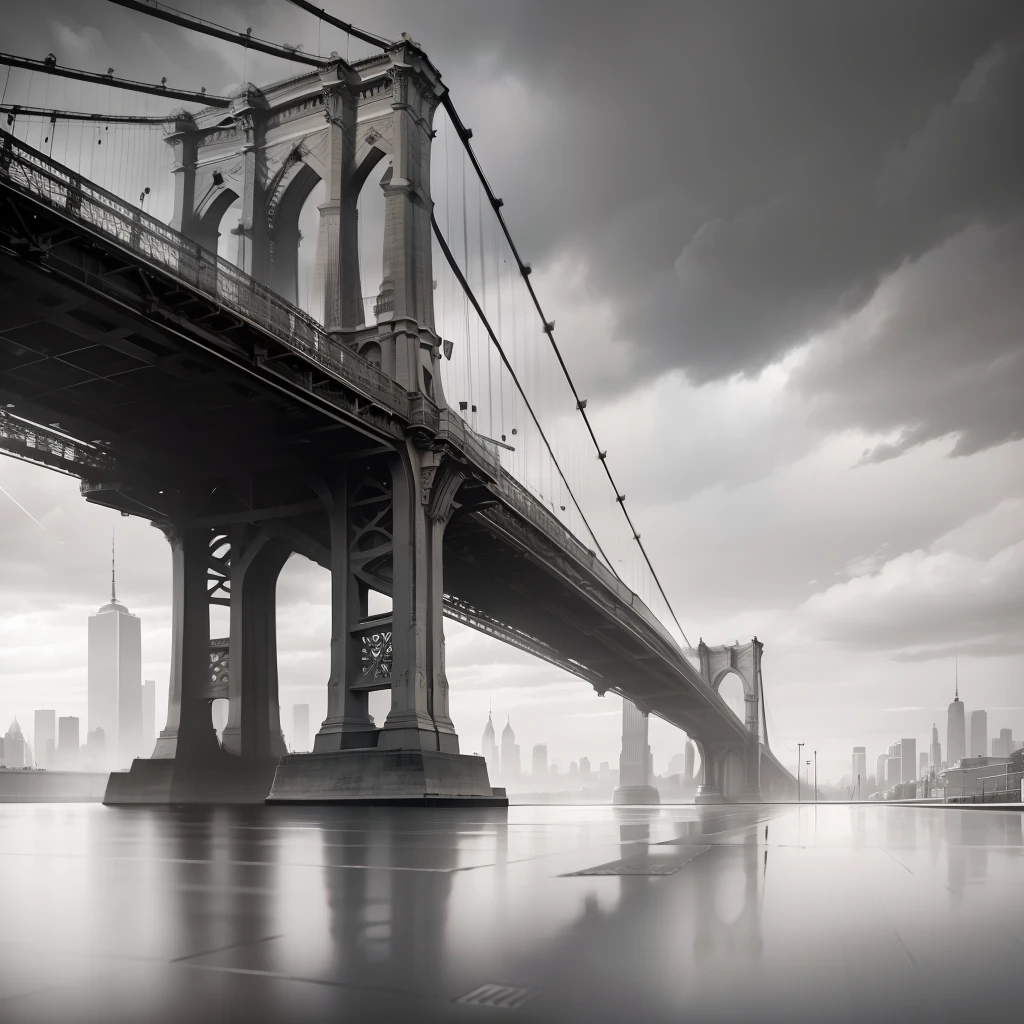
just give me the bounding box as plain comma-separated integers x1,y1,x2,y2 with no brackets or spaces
0,803,1021,1022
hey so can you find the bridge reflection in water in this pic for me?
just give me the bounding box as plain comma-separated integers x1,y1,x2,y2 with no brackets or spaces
0,802,1020,1022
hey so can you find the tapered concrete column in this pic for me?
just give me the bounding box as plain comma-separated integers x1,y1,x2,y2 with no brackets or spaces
165,117,200,239
230,89,271,284
221,531,290,760
377,68,435,330
694,741,722,804
614,698,660,804
378,450,459,753
314,472,378,751
315,81,362,330
151,524,219,762
738,735,763,802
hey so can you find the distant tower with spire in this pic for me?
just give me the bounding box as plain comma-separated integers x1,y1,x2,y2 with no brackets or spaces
481,705,500,780
946,657,965,767
87,531,143,770
500,716,520,781
929,721,942,771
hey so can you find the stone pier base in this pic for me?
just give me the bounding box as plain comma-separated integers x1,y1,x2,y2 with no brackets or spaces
695,784,724,805
612,784,661,805
103,756,280,805
266,749,507,805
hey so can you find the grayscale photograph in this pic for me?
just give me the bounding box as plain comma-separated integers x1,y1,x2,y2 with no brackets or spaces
0,1,1021,1021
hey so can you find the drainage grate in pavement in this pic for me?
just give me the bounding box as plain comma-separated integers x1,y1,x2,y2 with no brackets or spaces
455,983,536,1009
563,844,710,876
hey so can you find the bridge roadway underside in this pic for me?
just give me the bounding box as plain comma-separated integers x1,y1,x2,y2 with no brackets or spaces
0,171,761,801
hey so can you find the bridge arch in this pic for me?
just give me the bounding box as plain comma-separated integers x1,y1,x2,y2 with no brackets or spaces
194,186,240,258
713,669,747,725
267,157,322,305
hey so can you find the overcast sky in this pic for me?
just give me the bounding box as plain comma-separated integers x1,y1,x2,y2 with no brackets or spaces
1,0,1023,785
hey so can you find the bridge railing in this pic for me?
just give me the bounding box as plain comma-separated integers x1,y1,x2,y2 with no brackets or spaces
0,131,410,419
0,410,116,475
492,471,682,657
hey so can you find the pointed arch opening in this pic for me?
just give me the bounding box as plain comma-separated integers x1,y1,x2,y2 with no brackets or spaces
352,145,389,326
193,186,239,260
715,670,747,724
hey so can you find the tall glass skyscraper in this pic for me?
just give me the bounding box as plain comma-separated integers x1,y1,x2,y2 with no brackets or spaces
88,541,142,769
967,710,988,759
946,663,966,767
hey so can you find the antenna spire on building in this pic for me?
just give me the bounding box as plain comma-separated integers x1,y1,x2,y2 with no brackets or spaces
111,528,117,602
954,653,959,701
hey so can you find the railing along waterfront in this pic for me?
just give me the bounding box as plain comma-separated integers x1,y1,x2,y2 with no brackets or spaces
0,133,691,670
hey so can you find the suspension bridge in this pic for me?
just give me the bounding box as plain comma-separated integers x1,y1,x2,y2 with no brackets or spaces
0,1,796,803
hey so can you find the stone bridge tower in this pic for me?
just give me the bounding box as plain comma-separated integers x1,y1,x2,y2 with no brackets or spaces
104,43,503,805
692,639,764,803
166,41,446,402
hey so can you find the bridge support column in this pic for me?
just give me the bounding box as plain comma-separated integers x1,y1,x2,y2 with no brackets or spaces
695,741,723,804
737,736,763,803
148,524,219,763
231,91,272,285
377,450,459,753
220,530,289,762
105,523,286,804
313,472,380,752
613,698,660,805
269,450,504,805
315,81,362,331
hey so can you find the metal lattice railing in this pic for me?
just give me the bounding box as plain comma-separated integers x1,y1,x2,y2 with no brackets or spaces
0,131,410,418
0,411,116,475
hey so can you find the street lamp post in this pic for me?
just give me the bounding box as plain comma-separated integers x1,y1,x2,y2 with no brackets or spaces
797,742,804,802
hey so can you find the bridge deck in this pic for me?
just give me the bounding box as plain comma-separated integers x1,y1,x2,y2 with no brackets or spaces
0,133,766,750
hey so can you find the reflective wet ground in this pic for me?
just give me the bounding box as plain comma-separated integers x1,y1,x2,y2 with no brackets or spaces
0,802,1021,1022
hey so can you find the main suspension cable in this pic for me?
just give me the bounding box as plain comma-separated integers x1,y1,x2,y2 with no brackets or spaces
103,0,334,68
0,52,229,107
1,104,178,125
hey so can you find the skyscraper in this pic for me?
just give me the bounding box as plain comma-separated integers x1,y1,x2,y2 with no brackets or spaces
919,751,928,775
58,716,80,770
34,710,56,768
88,539,142,769
481,710,500,779
141,680,156,757
992,728,1013,758
532,744,548,777
967,710,988,759
852,747,867,796
946,669,965,767
684,739,695,781
3,719,26,767
500,718,519,780
292,704,310,752
885,755,901,788
579,756,592,781
900,739,916,783
875,753,887,789
929,722,941,770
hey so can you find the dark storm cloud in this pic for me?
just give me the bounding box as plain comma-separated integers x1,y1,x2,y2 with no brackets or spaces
796,216,1024,462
